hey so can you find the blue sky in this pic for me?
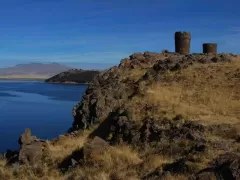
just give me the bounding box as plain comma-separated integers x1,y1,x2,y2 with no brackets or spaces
0,0,239,69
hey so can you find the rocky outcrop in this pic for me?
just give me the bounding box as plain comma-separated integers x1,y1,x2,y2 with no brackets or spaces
45,69,99,84
18,128,37,145
72,52,234,131
58,136,109,172
18,129,45,165
72,52,169,130
3,129,46,168
143,153,240,180
193,153,240,180
90,110,206,147
142,53,233,82
119,52,166,69
82,136,110,161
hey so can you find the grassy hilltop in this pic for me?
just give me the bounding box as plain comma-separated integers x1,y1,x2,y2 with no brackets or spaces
0,52,239,180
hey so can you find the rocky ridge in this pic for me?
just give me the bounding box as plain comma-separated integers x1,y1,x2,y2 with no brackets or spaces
45,69,99,84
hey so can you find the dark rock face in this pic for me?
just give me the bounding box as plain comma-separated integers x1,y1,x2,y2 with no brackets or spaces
119,52,165,69
109,114,206,146
58,148,84,172
194,153,240,180
144,53,232,81
209,124,240,142
163,158,190,174
45,69,99,84
72,52,168,131
4,150,18,165
18,129,44,165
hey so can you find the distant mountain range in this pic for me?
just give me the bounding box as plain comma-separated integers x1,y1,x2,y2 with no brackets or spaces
0,63,72,79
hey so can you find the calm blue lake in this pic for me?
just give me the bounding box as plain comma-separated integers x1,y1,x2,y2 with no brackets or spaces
0,80,87,153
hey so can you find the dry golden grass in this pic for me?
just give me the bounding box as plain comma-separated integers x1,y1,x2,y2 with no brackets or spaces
0,163,63,180
162,175,188,180
127,60,240,125
63,145,141,180
13,164,62,180
120,68,148,82
140,154,174,174
0,131,91,180
46,130,91,164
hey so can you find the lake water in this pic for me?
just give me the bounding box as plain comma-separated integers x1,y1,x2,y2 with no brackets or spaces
0,80,87,153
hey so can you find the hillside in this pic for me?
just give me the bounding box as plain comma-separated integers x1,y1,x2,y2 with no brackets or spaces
0,63,71,79
45,69,99,84
0,52,239,180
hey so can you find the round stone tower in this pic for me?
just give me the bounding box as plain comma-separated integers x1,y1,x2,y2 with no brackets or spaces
203,43,217,54
174,31,191,55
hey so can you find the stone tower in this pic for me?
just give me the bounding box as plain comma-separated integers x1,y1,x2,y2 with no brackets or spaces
203,43,217,54
174,31,191,55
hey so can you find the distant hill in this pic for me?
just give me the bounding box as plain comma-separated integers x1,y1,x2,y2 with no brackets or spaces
0,63,71,79
45,69,99,84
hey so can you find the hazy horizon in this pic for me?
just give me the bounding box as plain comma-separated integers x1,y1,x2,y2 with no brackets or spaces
0,61,116,70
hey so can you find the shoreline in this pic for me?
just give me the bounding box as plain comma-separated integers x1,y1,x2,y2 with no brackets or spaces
45,81,90,85
0,79,89,85
0,78,46,82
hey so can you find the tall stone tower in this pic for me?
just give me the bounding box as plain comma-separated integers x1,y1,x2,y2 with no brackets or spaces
174,31,191,55
203,43,217,54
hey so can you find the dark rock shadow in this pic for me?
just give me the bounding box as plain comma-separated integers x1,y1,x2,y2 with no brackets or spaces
163,158,190,174
4,149,19,166
58,148,84,173
88,110,120,140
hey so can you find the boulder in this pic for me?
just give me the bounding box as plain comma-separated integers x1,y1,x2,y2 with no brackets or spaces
194,153,240,180
83,136,110,161
18,129,44,165
18,128,37,145
18,142,43,165
194,171,216,180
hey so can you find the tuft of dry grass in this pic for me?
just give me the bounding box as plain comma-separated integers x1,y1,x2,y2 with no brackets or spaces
162,175,188,180
63,145,141,180
46,130,91,164
140,154,174,174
